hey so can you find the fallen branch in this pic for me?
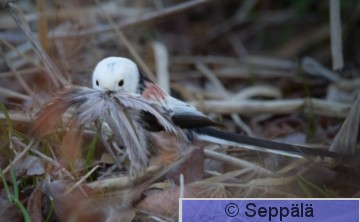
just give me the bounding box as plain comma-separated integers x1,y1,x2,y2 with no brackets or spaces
190,98,350,117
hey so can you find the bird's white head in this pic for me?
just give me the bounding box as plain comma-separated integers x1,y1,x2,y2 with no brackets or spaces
92,57,140,93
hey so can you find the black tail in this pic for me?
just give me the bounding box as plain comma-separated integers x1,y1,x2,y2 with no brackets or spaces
195,127,339,158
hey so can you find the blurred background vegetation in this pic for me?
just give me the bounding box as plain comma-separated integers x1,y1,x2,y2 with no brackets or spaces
0,0,360,221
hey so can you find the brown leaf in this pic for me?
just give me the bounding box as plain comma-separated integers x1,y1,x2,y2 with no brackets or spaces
13,155,45,177
137,186,200,219
31,89,74,137
165,147,204,184
0,193,22,222
44,180,105,222
27,187,43,222
44,180,136,222
59,120,83,169
149,132,204,184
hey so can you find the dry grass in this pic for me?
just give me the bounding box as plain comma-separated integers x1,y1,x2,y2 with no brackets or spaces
1,0,360,221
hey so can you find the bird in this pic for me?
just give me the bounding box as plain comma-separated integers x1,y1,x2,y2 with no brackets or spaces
92,56,339,162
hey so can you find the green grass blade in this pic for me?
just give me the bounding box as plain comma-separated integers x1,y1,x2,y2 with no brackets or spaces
85,135,98,166
0,168,13,204
10,167,19,200
298,177,313,198
298,174,331,198
0,101,13,129
13,198,31,222
299,66,316,139
45,199,54,222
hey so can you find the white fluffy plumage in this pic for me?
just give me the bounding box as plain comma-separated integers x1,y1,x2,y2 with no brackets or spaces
93,57,140,93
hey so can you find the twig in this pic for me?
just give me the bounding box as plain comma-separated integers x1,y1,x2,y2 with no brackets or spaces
204,149,273,176
4,57,38,103
275,25,329,57
30,148,75,180
0,111,32,123
229,115,254,136
65,165,100,194
0,39,48,74
0,87,32,100
52,0,215,39
196,62,254,136
5,2,67,88
3,139,35,175
87,166,159,190
209,0,258,40
227,32,248,57
1,39,34,69
330,0,344,70
276,158,310,175
172,55,239,65
199,168,252,184
98,0,155,81
230,86,282,101
196,63,230,97
215,67,296,79
98,129,123,171
337,79,360,91
190,98,350,118
0,3,151,30
243,56,296,70
179,174,184,199
153,41,170,93
36,0,48,52
302,57,341,82
245,175,297,186
0,67,40,78
173,55,298,79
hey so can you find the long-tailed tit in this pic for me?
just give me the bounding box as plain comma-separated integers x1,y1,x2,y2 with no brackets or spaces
92,57,338,160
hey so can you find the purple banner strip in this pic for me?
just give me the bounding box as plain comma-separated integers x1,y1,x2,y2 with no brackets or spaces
181,199,359,222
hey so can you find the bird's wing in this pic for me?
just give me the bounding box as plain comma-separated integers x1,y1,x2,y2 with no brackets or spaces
166,96,222,128
141,81,222,129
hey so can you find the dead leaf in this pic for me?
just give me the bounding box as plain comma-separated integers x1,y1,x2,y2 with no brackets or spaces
13,155,45,177
31,89,74,137
27,186,43,222
59,120,83,169
0,193,22,222
149,132,204,184
43,180,105,222
43,180,136,222
137,185,200,219
330,93,360,154
165,147,204,184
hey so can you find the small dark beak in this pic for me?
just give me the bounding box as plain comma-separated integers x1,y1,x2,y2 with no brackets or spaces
105,90,115,96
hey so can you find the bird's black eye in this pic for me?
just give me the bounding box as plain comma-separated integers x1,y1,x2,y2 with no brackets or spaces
118,80,124,87
96,80,99,86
